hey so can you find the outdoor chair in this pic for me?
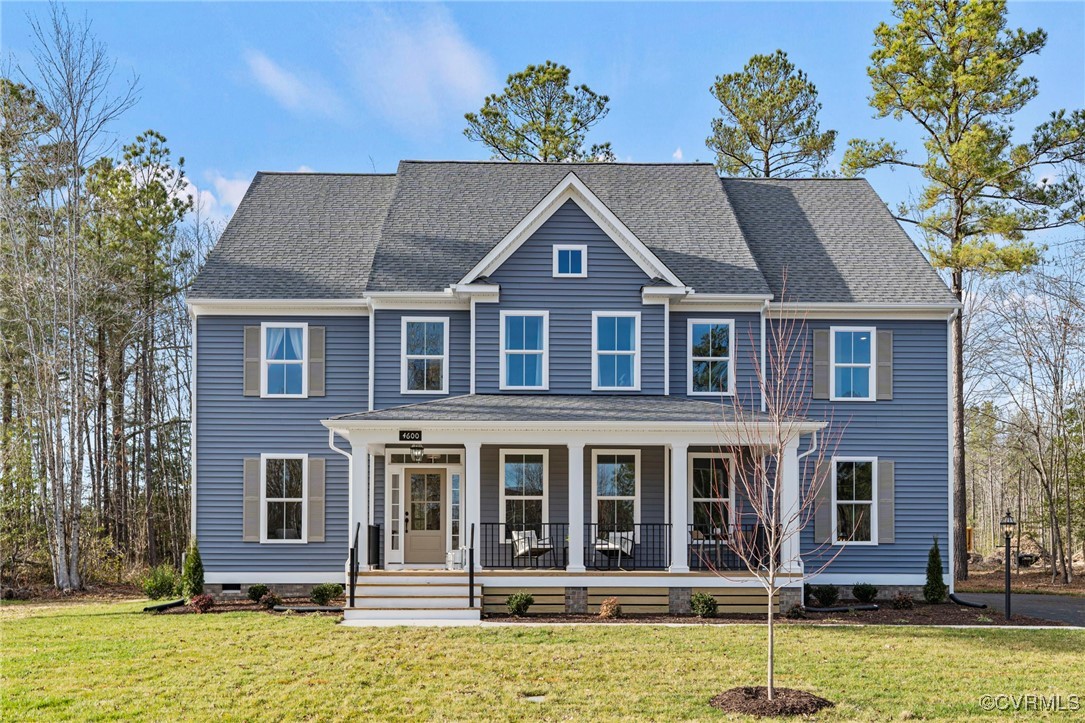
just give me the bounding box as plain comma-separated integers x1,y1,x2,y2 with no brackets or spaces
594,530,635,568
511,530,554,563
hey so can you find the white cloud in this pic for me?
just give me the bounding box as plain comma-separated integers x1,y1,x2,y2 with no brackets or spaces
296,165,315,173
338,6,494,134
244,50,347,120
209,172,250,211
672,147,684,162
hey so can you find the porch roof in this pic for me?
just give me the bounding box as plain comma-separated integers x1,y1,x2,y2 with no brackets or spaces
330,394,781,425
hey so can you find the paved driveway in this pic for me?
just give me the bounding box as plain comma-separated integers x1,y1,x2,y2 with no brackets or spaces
958,592,1084,626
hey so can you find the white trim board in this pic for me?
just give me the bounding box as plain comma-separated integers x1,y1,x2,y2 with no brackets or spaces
460,172,684,287
260,321,309,399
499,310,550,391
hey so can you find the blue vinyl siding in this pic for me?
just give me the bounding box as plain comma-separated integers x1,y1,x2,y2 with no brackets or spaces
795,318,950,578
194,314,368,574
372,308,470,408
671,310,761,406
477,199,665,394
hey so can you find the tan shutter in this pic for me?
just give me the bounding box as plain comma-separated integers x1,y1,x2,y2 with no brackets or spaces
877,460,895,543
307,457,326,542
876,330,893,400
308,326,325,397
243,326,261,396
812,329,830,400
243,458,261,541
812,460,833,544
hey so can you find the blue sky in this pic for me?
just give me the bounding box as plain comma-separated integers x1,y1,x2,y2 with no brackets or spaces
3,1,1083,224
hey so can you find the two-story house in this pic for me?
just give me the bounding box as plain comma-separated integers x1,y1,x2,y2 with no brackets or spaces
188,161,957,622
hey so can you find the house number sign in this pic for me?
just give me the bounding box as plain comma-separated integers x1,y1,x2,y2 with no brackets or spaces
398,430,422,442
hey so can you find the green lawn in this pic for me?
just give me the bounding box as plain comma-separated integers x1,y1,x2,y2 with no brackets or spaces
2,600,1082,721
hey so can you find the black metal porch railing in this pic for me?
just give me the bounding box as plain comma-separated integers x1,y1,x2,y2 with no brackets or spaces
480,522,570,569
585,523,671,571
687,523,771,571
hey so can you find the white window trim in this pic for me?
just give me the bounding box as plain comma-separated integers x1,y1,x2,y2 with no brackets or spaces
831,456,879,546
400,316,450,395
686,318,736,396
499,310,550,391
687,452,737,531
259,453,308,544
591,311,641,391
260,322,309,399
829,326,877,402
552,244,588,278
591,448,641,529
498,449,550,526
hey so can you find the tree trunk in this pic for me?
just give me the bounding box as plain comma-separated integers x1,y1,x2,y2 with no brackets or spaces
951,294,968,580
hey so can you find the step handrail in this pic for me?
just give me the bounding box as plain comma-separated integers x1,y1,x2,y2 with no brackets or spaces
348,522,360,607
468,523,476,609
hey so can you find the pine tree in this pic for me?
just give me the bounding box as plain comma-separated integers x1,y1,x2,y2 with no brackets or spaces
181,538,204,600
923,537,948,603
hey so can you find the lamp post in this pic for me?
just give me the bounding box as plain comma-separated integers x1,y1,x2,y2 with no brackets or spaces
1000,511,1016,621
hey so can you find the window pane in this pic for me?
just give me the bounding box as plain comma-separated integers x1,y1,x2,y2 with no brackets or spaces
522,499,543,526
558,249,570,275
425,359,443,390
426,474,441,501
854,462,873,501
614,354,634,387
596,458,617,496
852,332,871,364
709,360,729,393
283,501,303,539
615,316,635,351
835,367,860,398
598,501,618,529
425,502,441,528
506,353,524,387
283,327,303,361
694,501,728,530
693,458,726,498
614,456,636,496
505,315,524,351
691,360,711,392
407,359,426,390
597,316,616,351
524,316,543,351
835,331,853,364
504,459,523,495
267,501,284,539
284,363,303,395
523,353,542,387
710,324,729,357
266,459,285,498
837,503,871,542
598,355,617,388
522,456,544,496
266,327,285,360
615,499,635,530
267,363,286,395
691,324,712,357
425,322,444,355
836,461,854,500
406,322,425,355
568,249,582,274
284,459,303,498
506,500,524,528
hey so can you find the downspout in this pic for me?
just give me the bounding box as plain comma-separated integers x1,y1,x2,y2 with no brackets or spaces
367,299,375,412
189,308,198,539
760,299,768,413
947,308,958,594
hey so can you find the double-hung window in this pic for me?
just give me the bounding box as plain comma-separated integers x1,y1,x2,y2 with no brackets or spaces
830,327,875,401
688,319,734,395
262,454,307,542
833,458,876,544
689,454,733,534
401,317,448,394
500,311,548,390
261,323,307,397
592,312,640,390
500,450,548,537
593,450,639,531
552,244,587,277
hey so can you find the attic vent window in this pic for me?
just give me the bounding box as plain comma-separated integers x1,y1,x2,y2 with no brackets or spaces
553,245,587,278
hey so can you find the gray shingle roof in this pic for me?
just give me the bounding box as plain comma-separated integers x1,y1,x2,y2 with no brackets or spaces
366,161,769,295
189,162,954,305
721,178,956,304
331,394,769,424
189,172,396,299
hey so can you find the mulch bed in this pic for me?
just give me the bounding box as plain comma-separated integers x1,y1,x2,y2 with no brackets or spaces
709,686,833,717
486,601,1063,626
157,597,343,615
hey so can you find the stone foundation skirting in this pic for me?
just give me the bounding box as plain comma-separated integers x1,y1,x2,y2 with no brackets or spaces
205,583,318,600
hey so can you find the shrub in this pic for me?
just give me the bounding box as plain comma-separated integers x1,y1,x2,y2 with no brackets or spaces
784,603,807,619
181,539,204,600
923,537,948,603
890,591,914,610
506,592,534,616
597,596,622,619
809,584,839,608
852,583,879,604
310,583,344,606
188,593,214,614
690,592,718,618
246,584,270,602
259,592,282,610
140,564,180,600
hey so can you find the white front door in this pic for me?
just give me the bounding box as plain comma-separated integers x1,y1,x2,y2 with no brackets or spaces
404,468,446,563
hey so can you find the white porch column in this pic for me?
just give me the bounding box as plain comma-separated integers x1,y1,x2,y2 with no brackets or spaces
779,439,802,574
566,443,586,572
668,441,690,573
348,437,370,569
464,442,482,561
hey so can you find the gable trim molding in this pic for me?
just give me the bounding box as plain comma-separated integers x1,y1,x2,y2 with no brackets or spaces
459,172,685,288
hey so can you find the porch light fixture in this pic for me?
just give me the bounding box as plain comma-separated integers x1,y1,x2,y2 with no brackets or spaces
410,444,425,463
1000,510,1016,621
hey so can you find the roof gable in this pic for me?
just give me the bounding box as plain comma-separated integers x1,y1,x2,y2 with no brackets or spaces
460,172,683,287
